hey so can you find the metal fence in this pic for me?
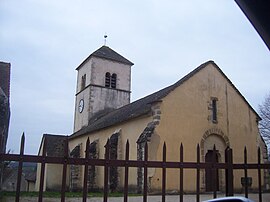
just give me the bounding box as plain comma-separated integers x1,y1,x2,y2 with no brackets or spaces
0,133,270,202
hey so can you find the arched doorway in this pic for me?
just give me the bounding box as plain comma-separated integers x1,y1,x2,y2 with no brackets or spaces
205,150,219,191
201,128,230,192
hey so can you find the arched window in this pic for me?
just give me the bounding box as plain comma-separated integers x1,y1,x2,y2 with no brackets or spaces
105,72,111,87
111,73,117,88
105,72,117,88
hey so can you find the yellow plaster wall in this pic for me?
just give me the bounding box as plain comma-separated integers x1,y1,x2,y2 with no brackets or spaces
28,181,36,192
35,140,45,191
150,63,261,192
69,115,153,190
46,164,69,191
35,140,70,191
68,63,262,193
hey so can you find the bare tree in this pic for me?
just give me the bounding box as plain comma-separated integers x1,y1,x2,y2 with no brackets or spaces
259,93,270,147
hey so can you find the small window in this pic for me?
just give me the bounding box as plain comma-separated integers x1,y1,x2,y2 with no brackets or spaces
81,74,86,90
212,98,217,123
105,72,111,87
111,73,117,88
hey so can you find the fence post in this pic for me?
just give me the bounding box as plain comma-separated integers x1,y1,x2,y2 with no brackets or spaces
0,134,2,191
244,147,248,198
15,133,25,202
196,144,200,202
162,142,166,202
83,138,90,202
123,140,130,202
212,145,217,199
225,147,228,196
258,147,262,202
225,147,234,196
179,143,183,202
0,134,2,154
38,135,47,202
143,142,148,202
61,136,69,202
103,139,110,202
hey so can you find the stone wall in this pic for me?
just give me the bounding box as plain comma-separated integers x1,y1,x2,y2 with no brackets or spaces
87,140,99,191
109,133,119,192
70,144,81,191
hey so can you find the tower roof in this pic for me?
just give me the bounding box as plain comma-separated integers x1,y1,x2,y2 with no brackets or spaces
76,46,134,70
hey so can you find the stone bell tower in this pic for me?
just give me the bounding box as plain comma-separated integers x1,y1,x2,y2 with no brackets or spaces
73,46,134,132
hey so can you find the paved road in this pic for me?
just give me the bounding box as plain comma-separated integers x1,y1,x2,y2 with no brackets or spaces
2,194,270,202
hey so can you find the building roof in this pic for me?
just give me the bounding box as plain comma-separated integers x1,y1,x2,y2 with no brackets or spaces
0,87,10,154
0,61,11,99
70,60,260,139
76,46,134,70
38,134,67,157
25,171,36,182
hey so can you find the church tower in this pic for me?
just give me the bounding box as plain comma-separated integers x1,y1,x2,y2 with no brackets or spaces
73,46,134,132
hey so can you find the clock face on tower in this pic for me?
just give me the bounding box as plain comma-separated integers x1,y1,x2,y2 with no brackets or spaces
78,99,84,113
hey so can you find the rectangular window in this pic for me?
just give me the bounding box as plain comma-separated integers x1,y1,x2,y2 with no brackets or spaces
212,99,217,123
81,74,86,90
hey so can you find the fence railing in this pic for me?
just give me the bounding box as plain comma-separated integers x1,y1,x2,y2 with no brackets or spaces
0,133,270,202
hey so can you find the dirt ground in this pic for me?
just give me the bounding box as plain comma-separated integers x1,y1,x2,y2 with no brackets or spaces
2,193,270,202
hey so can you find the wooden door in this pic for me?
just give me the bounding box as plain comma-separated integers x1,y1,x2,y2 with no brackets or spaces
205,150,219,191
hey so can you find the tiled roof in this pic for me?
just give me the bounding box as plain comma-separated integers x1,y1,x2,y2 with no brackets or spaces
76,46,134,70
39,134,67,157
70,60,261,139
25,171,36,182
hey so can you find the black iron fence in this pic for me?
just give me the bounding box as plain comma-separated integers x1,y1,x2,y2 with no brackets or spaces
0,133,270,202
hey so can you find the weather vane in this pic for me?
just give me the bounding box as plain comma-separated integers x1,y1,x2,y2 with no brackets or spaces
104,33,108,46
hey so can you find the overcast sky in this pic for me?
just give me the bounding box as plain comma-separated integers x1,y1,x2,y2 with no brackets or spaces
1,0,269,154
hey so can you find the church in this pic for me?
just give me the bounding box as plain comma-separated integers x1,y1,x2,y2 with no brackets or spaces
36,45,267,193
